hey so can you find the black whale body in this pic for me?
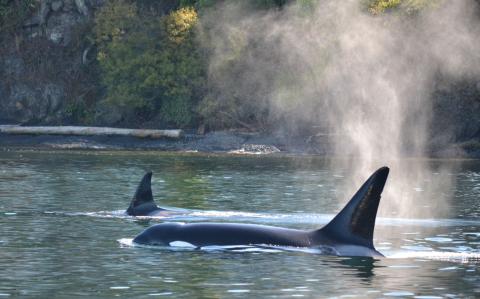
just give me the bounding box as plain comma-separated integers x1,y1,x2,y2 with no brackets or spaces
133,167,390,257
126,171,172,216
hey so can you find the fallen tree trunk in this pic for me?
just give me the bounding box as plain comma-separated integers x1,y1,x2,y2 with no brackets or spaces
0,125,183,139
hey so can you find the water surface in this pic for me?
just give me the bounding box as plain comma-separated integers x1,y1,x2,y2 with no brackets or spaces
1,150,480,298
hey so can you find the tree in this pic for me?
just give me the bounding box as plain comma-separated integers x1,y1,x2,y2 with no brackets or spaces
95,1,205,127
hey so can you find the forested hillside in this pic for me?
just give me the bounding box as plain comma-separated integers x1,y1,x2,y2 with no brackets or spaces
0,0,479,154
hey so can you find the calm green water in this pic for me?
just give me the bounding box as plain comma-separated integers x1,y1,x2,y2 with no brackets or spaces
1,150,480,298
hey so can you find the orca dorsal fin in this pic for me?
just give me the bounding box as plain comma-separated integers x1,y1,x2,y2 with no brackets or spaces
126,171,159,216
319,167,389,248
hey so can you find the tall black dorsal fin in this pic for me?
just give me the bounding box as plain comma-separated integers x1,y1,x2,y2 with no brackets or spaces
126,171,159,215
319,167,389,248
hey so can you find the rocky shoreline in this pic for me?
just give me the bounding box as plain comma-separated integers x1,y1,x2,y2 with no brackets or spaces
0,131,329,155
1,130,479,159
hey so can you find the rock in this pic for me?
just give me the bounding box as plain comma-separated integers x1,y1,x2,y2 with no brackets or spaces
42,84,64,114
23,15,42,27
197,123,206,135
39,0,51,25
51,0,64,11
0,83,65,124
75,0,89,16
0,84,7,123
87,0,105,8
29,31,40,39
431,81,480,143
23,0,54,27
5,84,37,123
194,131,246,151
82,45,93,64
230,144,281,154
63,0,74,11
46,13,83,46
2,56,24,77
48,30,63,43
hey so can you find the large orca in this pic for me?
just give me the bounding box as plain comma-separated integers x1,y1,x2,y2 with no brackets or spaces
126,171,170,216
132,167,390,257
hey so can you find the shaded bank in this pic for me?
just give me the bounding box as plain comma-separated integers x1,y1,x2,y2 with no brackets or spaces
1,130,479,158
0,130,325,154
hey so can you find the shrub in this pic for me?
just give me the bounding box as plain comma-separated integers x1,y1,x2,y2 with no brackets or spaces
365,0,439,15
0,0,36,33
94,2,205,127
367,0,402,14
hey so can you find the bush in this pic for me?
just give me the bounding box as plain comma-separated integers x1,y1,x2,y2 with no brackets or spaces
365,0,438,15
0,0,36,30
94,1,205,127
367,0,402,14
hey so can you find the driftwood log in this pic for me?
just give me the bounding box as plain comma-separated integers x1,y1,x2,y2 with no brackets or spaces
0,125,183,139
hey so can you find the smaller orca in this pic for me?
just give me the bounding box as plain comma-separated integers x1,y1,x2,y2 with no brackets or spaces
126,172,170,216
132,167,390,257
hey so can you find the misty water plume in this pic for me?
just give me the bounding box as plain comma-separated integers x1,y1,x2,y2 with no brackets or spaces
198,0,480,218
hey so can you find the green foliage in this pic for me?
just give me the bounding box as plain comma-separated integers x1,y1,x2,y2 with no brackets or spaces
94,0,138,55
165,7,198,43
197,95,237,129
161,93,193,125
365,0,439,15
0,0,36,35
95,2,205,127
368,0,402,14
94,0,302,129
64,100,95,124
